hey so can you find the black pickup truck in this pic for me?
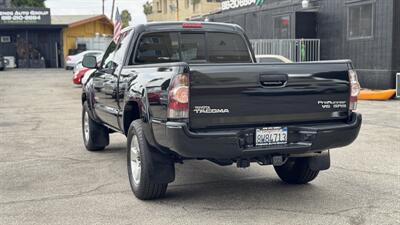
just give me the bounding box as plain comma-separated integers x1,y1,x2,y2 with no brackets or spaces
81,22,362,200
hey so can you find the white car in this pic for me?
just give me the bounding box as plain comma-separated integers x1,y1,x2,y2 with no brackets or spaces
255,54,292,63
65,50,103,70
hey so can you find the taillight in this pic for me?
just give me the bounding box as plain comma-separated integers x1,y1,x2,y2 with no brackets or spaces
182,23,203,29
349,70,361,110
168,74,189,119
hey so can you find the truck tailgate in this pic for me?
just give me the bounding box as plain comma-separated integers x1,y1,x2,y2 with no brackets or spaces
189,62,351,129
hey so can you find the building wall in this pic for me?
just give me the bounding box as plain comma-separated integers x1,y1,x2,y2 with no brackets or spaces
209,0,397,89
0,28,63,68
147,0,221,21
317,0,394,89
62,19,113,59
208,0,306,39
392,0,400,74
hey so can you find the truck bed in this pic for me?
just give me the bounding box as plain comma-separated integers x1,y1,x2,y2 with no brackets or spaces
188,61,352,129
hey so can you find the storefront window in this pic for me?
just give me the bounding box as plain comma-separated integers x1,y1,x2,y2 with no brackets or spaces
274,15,290,39
348,3,374,39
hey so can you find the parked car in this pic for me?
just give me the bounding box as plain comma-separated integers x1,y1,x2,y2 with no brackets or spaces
73,67,91,85
72,56,103,85
81,22,362,200
256,54,293,63
65,50,103,70
80,68,96,85
0,55,4,71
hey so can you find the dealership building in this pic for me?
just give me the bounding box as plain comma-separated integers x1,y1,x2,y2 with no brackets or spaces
206,0,399,89
0,7,113,68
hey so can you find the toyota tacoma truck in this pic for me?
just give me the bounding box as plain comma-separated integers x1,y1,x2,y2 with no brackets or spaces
81,22,362,200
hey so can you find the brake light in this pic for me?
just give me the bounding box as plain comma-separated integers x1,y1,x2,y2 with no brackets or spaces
349,70,361,110
168,74,189,119
182,23,203,29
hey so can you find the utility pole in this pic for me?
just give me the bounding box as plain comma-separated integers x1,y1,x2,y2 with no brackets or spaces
102,0,105,15
111,0,116,21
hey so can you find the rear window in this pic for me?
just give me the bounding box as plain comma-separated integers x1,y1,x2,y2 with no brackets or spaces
180,33,206,62
207,33,252,63
132,32,252,64
135,32,180,64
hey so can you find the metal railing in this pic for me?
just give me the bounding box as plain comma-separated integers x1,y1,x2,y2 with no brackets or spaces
250,39,320,62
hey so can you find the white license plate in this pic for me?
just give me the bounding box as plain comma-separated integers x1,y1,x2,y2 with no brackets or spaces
255,127,288,146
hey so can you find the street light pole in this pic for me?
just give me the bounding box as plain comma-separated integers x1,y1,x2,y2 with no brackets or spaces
102,0,105,15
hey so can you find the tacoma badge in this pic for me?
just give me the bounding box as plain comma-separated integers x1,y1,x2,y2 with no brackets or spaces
193,106,230,114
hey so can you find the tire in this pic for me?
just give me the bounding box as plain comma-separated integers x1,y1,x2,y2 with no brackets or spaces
127,119,168,200
82,102,109,151
274,157,320,184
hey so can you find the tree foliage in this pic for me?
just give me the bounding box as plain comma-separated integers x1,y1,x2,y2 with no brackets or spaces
11,0,46,7
143,1,152,15
121,10,132,28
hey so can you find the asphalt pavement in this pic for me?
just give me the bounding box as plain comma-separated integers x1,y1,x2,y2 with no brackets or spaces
0,69,399,225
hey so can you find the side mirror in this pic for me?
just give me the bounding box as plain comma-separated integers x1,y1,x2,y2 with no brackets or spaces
82,55,98,69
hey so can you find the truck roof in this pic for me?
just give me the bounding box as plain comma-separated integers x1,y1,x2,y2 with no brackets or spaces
126,22,244,33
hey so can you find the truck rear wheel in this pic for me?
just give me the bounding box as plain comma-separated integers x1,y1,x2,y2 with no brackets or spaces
82,102,109,151
127,120,168,200
274,157,320,184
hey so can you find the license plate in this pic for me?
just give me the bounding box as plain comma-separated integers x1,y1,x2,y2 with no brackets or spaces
255,127,288,146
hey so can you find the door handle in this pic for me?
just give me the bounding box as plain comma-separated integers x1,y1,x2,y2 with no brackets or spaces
259,74,288,87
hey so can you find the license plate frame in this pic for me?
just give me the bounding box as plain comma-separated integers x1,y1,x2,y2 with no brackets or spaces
255,127,288,146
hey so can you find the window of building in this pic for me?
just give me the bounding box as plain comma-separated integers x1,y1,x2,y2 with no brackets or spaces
192,0,199,12
163,0,167,13
273,15,290,39
348,3,374,39
157,1,161,12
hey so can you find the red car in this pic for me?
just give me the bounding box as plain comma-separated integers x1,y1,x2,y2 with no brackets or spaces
72,67,91,85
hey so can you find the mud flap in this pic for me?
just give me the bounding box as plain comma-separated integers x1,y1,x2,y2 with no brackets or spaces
148,149,175,184
308,151,330,171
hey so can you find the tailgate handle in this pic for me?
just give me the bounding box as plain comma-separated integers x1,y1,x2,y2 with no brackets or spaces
259,74,288,87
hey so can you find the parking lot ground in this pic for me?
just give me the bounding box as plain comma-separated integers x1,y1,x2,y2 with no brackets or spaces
0,69,399,225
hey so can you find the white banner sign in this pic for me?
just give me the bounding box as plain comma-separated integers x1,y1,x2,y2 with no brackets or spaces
221,0,257,11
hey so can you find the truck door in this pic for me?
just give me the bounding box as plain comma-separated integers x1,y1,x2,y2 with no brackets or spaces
92,31,131,129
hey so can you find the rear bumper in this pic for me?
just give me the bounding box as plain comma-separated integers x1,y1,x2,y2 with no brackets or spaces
156,113,362,159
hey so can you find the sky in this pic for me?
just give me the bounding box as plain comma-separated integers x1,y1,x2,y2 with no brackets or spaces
46,0,148,25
